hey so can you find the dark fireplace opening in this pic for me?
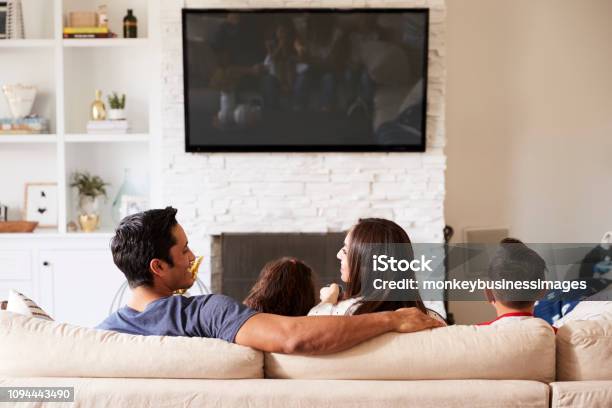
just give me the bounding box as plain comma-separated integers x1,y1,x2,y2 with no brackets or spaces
212,233,345,302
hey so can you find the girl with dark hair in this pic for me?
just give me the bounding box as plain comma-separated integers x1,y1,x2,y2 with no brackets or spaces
244,257,317,316
309,218,445,323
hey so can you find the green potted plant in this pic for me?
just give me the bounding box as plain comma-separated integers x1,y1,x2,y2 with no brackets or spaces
70,171,109,232
107,92,126,120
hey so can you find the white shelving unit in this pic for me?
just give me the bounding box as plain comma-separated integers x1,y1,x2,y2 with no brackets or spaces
0,0,159,236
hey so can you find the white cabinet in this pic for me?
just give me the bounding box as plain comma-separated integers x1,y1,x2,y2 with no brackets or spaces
40,250,126,327
0,235,126,328
0,250,33,300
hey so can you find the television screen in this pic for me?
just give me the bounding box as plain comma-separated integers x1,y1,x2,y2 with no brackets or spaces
183,9,429,152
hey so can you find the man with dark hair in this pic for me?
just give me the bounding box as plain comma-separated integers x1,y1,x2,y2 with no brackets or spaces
98,207,443,355
478,238,548,327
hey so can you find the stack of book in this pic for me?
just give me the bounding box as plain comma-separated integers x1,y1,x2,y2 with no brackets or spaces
0,117,49,134
63,27,113,39
86,120,129,134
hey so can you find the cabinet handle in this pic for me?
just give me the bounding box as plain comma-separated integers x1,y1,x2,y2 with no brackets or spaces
43,261,49,266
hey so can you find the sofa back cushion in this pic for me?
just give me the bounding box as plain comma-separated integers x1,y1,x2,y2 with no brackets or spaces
556,316,612,381
265,318,556,382
0,311,263,379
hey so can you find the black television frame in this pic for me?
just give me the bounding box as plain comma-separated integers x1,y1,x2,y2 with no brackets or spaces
182,8,429,153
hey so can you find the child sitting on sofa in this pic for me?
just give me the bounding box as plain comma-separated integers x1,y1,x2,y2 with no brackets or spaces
243,257,317,316
478,238,552,328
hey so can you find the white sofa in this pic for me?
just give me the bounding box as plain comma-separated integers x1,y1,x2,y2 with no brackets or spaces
1,312,611,407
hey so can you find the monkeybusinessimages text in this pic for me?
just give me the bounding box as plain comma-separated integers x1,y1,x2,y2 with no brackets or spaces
371,255,588,293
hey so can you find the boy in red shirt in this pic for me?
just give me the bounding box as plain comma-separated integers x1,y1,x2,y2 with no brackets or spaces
478,238,554,331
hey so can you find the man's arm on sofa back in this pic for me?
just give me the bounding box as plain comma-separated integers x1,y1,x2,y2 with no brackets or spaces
235,307,442,355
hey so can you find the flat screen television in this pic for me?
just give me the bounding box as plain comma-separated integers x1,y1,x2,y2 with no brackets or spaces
183,9,429,152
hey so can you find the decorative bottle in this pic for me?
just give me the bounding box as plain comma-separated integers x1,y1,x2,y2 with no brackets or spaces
123,9,137,38
91,89,106,120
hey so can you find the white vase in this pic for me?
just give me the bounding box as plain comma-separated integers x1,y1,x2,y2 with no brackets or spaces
78,195,100,216
2,84,37,119
108,109,126,120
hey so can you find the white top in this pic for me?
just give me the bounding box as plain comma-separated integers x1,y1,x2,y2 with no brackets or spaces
308,297,362,316
308,297,447,325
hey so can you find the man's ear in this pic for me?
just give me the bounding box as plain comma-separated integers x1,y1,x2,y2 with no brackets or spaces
149,258,166,278
484,288,496,304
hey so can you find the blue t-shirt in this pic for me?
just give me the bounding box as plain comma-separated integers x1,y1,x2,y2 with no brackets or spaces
96,294,257,343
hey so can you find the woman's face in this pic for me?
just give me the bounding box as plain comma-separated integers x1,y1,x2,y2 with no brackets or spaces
337,231,351,283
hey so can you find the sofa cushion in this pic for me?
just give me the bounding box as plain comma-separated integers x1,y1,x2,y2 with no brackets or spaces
550,381,612,408
0,377,550,408
554,299,612,328
265,318,555,382
0,311,263,379
6,290,53,320
556,318,612,381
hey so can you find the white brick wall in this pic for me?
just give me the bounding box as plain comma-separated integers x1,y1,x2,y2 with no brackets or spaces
160,0,447,271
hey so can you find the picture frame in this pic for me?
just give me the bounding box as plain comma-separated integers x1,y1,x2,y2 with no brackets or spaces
118,195,148,220
24,182,58,228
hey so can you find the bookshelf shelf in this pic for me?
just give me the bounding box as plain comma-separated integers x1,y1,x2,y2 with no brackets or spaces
64,133,149,143
0,134,58,143
0,40,56,48
62,38,149,48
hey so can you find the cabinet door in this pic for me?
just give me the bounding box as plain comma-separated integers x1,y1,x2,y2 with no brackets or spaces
39,250,127,327
0,250,33,301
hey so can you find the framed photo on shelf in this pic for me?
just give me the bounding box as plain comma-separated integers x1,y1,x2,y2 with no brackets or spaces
119,195,148,219
24,182,58,228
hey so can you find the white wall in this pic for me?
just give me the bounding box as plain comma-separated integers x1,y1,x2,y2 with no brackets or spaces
445,0,612,323
160,0,449,280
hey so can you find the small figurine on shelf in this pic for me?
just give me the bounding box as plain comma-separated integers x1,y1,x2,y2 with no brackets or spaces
107,92,126,120
91,89,106,120
123,9,137,38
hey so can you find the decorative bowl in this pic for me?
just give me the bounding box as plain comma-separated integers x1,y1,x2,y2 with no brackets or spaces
2,84,37,119
0,221,39,233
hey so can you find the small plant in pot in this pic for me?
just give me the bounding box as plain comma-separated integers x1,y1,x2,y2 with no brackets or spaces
107,92,126,120
70,171,109,232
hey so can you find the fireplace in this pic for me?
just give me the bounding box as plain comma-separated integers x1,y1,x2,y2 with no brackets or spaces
211,233,345,302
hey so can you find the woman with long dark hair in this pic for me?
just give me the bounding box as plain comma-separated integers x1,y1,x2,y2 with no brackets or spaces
309,218,444,322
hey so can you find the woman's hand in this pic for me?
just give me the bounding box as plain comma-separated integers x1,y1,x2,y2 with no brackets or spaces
319,283,340,304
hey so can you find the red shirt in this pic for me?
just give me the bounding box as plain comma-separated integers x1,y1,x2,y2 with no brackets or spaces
478,312,557,333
